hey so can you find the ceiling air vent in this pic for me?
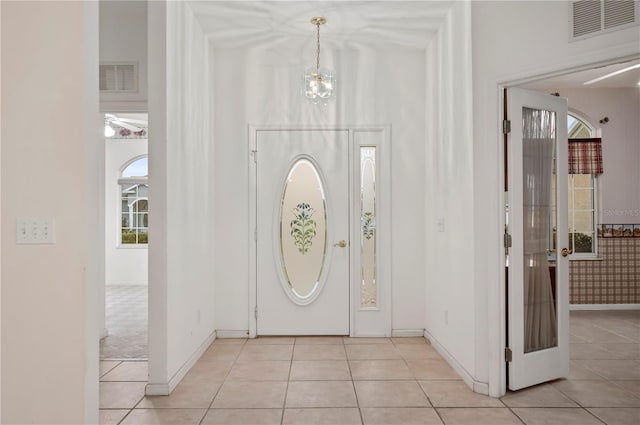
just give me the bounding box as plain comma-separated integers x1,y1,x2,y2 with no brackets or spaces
570,0,638,41
99,63,138,92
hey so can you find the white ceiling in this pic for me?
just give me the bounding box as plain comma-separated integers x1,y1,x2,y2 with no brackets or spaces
188,1,453,49
188,2,639,89
522,58,640,90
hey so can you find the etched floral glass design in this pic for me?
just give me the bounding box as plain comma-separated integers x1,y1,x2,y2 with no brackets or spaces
280,159,327,301
290,203,317,254
360,147,377,307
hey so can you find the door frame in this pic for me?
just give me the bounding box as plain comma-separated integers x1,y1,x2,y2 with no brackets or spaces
248,125,392,338
505,88,569,390
494,54,639,396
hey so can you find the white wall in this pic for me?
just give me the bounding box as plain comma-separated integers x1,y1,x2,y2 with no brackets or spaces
471,0,640,396
1,1,100,422
105,139,148,285
148,2,216,391
99,0,148,112
561,88,638,224
212,44,427,335
421,1,478,389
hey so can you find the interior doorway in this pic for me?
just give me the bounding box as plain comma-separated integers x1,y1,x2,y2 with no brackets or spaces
100,112,149,361
502,56,640,392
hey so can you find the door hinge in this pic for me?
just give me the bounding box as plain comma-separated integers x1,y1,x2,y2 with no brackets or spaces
254,306,258,320
251,150,257,163
503,119,511,134
504,233,512,254
505,347,512,362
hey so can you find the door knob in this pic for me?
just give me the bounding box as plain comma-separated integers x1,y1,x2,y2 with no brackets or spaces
334,240,348,248
561,247,572,257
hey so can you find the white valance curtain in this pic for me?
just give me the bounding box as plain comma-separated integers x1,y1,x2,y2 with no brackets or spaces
522,107,558,353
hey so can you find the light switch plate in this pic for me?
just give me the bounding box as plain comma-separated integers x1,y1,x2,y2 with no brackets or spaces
16,218,55,244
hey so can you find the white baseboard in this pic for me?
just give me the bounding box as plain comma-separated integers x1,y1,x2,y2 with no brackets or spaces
424,329,490,396
570,304,640,311
392,329,425,337
221,329,424,338
350,332,388,337
145,382,171,396
216,330,249,338
145,330,216,396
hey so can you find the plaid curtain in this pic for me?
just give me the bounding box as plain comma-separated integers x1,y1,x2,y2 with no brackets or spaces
568,138,603,175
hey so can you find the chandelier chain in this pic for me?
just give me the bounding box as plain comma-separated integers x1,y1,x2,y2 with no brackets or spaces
316,22,321,71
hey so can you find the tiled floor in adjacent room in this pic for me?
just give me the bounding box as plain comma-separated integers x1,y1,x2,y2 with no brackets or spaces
101,285,148,360
100,310,640,424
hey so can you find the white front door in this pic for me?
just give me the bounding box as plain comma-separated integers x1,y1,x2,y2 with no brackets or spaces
506,88,569,390
255,129,350,335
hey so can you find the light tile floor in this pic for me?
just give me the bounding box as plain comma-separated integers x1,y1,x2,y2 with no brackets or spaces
101,285,148,360
100,311,640,424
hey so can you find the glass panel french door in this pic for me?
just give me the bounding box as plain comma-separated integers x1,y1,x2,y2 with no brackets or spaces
507,88,569,390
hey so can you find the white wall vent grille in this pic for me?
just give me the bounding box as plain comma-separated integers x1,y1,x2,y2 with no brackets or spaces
604,0,636,28
573,0,602,37
570,0,638,41
99,63,138,92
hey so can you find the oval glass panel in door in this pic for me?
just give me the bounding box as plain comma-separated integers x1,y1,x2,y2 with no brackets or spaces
279,158,328,304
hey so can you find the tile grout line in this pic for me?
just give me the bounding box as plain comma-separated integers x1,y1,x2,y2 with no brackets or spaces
502,404,530,425
115,407,134,425
583,407,618,425
99,360,123,379
506,406,608,425
344,339,365,425
395,340,423,382
607,378,640,400
199,338,248,425
394,339,444,423
280,342,295,425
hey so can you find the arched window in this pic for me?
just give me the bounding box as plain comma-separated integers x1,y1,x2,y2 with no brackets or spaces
566,114,598,257
121,156,148,178
568,114,594,138
119,156,148,245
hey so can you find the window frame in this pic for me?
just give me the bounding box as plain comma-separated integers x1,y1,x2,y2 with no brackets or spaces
118,155,148,247
567,173,598,259
566,112,599,260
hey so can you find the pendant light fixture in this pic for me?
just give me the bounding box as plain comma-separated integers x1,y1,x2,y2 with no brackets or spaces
302,17,335,105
